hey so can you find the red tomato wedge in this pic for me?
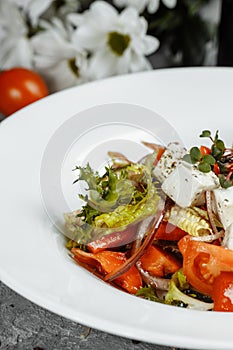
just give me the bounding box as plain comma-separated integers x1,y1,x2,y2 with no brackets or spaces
155,221,187,241
212,272,233,312
139,245,181,277
71,248,142,294
87,225,137,253
178,235,233,296
200,146,211,156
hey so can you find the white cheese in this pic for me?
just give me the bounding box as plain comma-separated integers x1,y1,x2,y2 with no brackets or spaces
161,161,219,208
212,187,233,229
222,223,233,250
152,142,186,183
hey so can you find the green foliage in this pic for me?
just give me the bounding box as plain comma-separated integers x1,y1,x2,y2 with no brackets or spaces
145,0,213,66
136,285,163,303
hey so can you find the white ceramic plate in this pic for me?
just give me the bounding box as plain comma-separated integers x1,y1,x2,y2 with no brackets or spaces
0,68,233,350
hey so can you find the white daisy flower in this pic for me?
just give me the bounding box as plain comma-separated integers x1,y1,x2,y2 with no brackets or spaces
69,1,159,80
113,0,177,14
11,0,54,26
0,1,33,69
31,18,88,92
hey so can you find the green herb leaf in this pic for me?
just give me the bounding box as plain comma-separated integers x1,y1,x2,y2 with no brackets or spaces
202,154,216,165
198,162,211,173
182,154,192,163
200,130,211,138
215,139,225,152
218,162,228,174
218,175,233,189
214,130,219,141
190,146,201,162
211,145,223,159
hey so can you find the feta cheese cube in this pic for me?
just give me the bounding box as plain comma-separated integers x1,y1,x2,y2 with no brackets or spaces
152,142,186,183
212,187,233,229
222,222,233,250
161,161,219,208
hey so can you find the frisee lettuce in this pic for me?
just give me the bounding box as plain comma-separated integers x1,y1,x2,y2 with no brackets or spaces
65,161,160,246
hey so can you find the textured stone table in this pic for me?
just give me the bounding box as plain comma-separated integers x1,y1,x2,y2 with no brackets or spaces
0,281,187,350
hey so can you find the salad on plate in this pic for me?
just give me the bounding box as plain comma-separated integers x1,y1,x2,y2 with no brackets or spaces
63,130,233,312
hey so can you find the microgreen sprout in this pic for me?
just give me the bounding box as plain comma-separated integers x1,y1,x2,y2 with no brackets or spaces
183,130,233,188
183,146,216,173
200,130,226,160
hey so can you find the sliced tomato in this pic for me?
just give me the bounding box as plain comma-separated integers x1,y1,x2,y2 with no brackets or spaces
71,248,142,294
139,245,181,277
200,146,211,156
213,162,220,176
87,225,137,253
212,271,233,311
155,221,187,241
178,235,233,296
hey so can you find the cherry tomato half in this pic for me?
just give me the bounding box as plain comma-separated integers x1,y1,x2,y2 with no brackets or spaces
0,67,48,116
200,146,211,156
213,162,220,176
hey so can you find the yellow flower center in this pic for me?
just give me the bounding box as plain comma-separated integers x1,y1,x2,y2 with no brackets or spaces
107,31,131,56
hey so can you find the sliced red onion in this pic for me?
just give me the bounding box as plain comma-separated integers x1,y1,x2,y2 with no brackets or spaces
131,216,154,255
205,190,219,236
141,141,163,151
107,151,133,167
104,198,169,282
190,230,224,242
136,261,170,291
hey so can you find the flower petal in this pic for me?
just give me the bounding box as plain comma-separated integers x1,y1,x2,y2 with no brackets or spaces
0,1,33,68
142,36,160,55
129,52,152,72
36,60,81,92
91,1,118,21
147,0,160,13
162,0,177,9
113,0,147,13
89,48,119,80
73,26,107,51
27,0,53,25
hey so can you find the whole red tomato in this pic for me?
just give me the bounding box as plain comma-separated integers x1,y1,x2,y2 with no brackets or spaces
0,67,48,116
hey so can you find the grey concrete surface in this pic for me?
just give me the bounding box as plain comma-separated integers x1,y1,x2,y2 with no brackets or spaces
0,281,185,350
